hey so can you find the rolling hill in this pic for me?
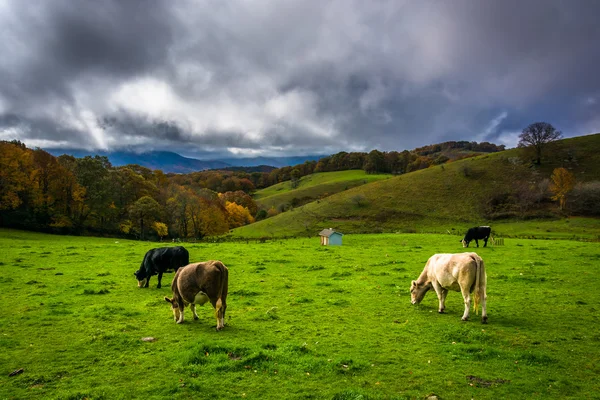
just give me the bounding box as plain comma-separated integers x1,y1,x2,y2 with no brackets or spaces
253,170,392,210
233,133,600,239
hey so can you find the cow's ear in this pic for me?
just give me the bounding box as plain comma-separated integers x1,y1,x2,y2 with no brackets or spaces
164,297,172,304
411,280,416,288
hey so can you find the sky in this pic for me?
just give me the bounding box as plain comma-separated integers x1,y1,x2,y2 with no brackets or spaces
1,0,599,160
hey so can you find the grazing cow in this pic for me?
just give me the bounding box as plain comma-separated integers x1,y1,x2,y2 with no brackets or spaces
410,253,487,323
461,226,491,248
134,246,189,289
164,260,229,330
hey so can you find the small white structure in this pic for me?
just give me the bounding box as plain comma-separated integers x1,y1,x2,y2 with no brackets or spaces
319,228,343,246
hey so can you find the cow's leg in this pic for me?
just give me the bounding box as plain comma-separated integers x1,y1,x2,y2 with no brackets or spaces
190,303,199,320
460,286,471,321
219,300,227,330
474,239,479,247
439,289,449,313
483,237,488,247
144,276,150,288
156,272,163,289
481,291,488,324
210,298,225,331
431,282,447,313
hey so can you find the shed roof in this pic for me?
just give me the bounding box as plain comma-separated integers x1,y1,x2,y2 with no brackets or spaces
319,228,343,237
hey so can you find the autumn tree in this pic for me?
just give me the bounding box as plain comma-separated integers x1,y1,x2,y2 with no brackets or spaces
550,167,575,210
225,201,255,228
197,204,229,237
518,122,562,165
219,190,258,216
0,141,33,211
153,221,169,241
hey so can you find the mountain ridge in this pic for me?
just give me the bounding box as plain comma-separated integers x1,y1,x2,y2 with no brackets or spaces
45,148,326,173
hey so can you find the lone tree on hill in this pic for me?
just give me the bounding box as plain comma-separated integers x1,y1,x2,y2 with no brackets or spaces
518,122,562,165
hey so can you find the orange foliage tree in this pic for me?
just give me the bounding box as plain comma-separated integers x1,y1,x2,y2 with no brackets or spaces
225,201,255,229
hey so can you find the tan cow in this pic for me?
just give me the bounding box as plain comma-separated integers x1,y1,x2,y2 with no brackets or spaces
410,252,487,323
164,260,229,330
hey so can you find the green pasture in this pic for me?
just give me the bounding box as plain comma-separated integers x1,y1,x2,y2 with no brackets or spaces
1,228,599,399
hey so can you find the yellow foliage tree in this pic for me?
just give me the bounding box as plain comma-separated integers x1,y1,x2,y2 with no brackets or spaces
153,221,169,240
550,167,575,210
198,206,229,237
225,201,255,229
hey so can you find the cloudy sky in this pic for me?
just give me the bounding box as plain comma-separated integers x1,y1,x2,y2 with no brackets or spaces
1,0,599,159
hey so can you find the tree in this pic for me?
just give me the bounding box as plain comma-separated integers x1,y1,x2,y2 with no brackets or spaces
518,122,562,165
364,150,386,174
290,168,301,189
550,167,575,210
153,221,169,241
219,190,258,215
225,201,255,228
0,141,34,211
128,196,162,240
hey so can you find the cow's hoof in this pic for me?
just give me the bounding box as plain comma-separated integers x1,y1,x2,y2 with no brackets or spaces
157,285,161,289
482,317,488,324
438,310,445,314
461,317,469,322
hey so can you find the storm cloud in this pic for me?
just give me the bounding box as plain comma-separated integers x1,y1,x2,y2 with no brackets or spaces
1,0,599,158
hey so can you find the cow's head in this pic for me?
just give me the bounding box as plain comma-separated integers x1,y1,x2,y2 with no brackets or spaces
410,280,432,304
460,239,469,248
164,297,181,322
134,270,147,288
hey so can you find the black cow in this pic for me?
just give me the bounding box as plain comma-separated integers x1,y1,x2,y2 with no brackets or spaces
461,226,491,248
134,246,190,288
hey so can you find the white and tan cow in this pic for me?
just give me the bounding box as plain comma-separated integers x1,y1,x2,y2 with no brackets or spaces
164,260,229,330
410,252,487,323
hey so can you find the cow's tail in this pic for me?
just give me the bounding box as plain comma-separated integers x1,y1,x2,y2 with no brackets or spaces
473,255,486,315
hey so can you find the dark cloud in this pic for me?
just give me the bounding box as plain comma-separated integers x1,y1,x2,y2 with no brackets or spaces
1,0,599,157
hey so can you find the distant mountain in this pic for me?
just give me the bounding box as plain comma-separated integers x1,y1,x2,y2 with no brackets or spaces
219,155,324,168
45,149,325,173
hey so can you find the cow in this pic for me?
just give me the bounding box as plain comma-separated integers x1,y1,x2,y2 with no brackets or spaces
164,260,229,330
460,226,491,248
134,246,189,289
410,252,487,323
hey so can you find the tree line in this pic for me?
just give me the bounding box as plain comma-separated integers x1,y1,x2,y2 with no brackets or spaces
0,141,257,239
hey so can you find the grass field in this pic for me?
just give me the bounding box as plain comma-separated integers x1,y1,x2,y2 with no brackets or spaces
1,228,599,399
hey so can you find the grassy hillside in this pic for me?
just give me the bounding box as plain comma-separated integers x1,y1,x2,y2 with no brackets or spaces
234,134,600,239
254,170,391,210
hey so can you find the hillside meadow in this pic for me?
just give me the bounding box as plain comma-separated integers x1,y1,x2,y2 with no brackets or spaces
1,228,599,399
254,170,391,210
234,134,600,239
